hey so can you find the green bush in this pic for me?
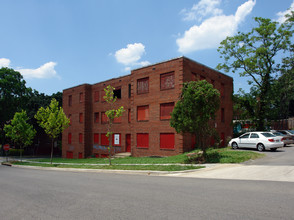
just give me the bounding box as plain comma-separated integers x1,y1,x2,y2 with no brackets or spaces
8,149,24,156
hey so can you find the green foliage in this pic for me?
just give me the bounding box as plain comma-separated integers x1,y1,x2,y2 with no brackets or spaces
4,110,36,160
8,148,24,156
103,85,125,165
4,110,36,147
35,98,69,164
0,68,31,144
170,80,220,155
217,17,294,130
35,98,69,139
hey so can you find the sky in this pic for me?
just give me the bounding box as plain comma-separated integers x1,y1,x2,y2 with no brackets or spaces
0,0,293,95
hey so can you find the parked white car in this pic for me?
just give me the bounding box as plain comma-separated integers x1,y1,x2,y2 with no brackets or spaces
229,132,283,152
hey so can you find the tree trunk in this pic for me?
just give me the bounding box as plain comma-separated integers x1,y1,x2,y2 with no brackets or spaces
50,138,54,165
108,134,112,166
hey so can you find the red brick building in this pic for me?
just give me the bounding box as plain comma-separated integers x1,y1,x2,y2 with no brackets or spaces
62,57,233,159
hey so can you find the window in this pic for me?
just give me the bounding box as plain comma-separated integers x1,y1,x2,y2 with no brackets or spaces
221,132,225,147
137,105,149,121
94,112,99,123
160,72,175,90
240,133,250,139
113,116,122,123
112,134,121,146
160,133,175,149
160,102,174,120
101,90,106,102
66,151,73,159
137,77,149,94
94,91,99,102
68,133,72,144
128,84,131,98
68,95,72,106
79,92,84,103
221,83,225,97
211,80,215,87
94,133,99,144
79,113,83,123
101,112,108,124
79,133,83,143
128,109,131,123
78,152,83,159
68,114,72,125
113,87,121,99
101,133,109,146
250,133,259,138
137,133,149,148
221,108,225,123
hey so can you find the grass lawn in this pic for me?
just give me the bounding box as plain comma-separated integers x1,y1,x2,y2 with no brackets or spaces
11,162,205,171
19,147,264,166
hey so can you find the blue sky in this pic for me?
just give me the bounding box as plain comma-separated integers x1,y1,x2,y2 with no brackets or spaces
0,0,293,95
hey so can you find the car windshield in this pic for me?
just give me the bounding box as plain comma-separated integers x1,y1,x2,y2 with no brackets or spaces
272,132,285,136
261,132,275,137
287,130,294,134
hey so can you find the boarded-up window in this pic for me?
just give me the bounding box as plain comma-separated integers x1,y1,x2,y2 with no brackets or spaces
221,132,225,147
160,72,175,90
101,90,106,102
101,133,109,146
221,108,225,122
68,133,72,144
79,113,83,123
94,91,99,102
113,116,122,123
78,152,83,159
94,112,99,123
68,95,72,106
137,133,149,148
137,105,149,121
160,133,175,149
128,109,131,123
79,133,83,143
94,133,99,144
137,77,149,94
79,93,84,103
160,102,174,120
66,151,73,159
101,112,108,124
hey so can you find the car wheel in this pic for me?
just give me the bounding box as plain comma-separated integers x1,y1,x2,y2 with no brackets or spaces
232,142,238,150
257,143,265,152
270,148,277,152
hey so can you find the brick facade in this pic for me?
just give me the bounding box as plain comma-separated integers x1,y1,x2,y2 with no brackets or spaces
62,57,233,158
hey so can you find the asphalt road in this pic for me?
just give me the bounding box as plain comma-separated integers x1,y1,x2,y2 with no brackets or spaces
1,166,294,220
243,145,294,166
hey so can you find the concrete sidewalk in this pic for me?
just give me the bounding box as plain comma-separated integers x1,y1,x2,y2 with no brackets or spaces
167,163,294,182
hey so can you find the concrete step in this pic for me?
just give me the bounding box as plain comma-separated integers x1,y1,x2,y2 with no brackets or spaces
113,152,131,158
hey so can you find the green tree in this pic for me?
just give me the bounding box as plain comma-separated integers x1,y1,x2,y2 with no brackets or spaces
0,68,31,145
4,110,36,161
217,17,293,130
170,80,220,157
103,85,125,165
35,98,70,164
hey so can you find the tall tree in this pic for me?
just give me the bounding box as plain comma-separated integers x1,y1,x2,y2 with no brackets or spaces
4,110,36,161
35,98,70,164
170,80,220,157
0,68,31,144
103,85,125,165
217,17,293,130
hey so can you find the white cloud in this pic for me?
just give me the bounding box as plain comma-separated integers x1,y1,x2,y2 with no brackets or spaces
276,1,294,23
18,62,59,79
114,43,150,71
177,0,256,53
0,58,11,68
181,0,222,22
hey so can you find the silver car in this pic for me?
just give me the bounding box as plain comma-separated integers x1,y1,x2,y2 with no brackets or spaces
229,132,283,152
271,131,294,146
